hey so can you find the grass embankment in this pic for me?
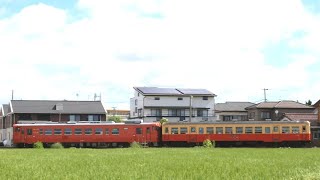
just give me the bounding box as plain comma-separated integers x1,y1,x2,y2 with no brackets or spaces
0,148,319,180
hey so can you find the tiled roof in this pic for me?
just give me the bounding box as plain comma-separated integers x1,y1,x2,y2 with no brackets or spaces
1,104,9,116
215,102,255,112
284,113,318,121
134,87,216,96
10,100,106,114
246,101,314,109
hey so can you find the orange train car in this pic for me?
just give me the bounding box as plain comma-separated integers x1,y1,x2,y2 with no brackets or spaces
162,121,311,147
13,122,161,148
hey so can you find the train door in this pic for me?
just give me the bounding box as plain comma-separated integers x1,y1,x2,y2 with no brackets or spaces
25,128,37,144
188,126,197,143
145,127,151,143
134,127,144,143
272,126,280,142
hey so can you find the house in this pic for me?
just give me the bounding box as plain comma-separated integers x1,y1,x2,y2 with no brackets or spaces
215,102,255,121
130,87,217,122
0,104,9,142
1,100,107,144
311,100,320,146
245,100,315,121
106,109,130,120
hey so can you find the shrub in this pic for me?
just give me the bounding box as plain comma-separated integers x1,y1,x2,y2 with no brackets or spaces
33,141,44,149
130,141,142,148
160,118,168,125
203,139,215,148
51,142,64,149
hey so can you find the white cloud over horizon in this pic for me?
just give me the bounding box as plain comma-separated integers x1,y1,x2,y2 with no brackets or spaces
0,0,320,109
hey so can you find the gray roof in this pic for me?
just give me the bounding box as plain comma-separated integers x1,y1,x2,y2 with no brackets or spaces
1,104,9,116
10,100,106,114
246,100,315,110
215,102,255,112
134,87,216,96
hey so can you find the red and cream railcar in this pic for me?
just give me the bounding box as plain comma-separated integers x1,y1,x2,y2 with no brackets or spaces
13,122,161,147
162,121,311,147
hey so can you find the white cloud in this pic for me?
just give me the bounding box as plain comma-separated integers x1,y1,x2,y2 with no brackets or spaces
0,0,320,109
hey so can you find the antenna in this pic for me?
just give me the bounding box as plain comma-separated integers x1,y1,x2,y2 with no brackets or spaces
262,88,270,102
94,93,101,101
12,90,14,100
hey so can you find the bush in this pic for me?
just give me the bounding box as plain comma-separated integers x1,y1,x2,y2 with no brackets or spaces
108,116,123,123
160,118,168,125
130,141,142,148
51,142,64,149
33,141,44,149
203,139,215,148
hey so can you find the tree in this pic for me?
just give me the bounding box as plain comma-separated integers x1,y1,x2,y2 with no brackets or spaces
108,116,123,123
305,100,312,106
160,118,168,125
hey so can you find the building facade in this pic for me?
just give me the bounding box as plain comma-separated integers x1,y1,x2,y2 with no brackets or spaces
215,102,255,121
130,87,217,122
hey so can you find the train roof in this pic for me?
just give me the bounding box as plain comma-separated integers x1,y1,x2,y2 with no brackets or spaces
163,121,310,125
14,122,160,127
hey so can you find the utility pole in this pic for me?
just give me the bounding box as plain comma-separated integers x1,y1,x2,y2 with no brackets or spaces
263,88,270,102
189,96,193,122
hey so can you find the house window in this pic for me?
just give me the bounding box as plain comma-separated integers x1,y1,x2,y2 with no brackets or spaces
135,107,137,113
18,114,32,120
261,112,271,119
69,115,80,122
138,109,142,117
169,109,185,116
203,96,208,100
313,131,320,139
88,115,100,121
138,93,140,97
37,114,50,121
178,97,183,100
135,99,138,105
151,109,161,116
197,109,208,117
154,97,160,100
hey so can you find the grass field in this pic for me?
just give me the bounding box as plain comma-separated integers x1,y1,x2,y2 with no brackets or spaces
0,148,320,180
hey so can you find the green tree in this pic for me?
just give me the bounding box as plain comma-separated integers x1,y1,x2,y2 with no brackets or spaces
305,100,312,106
108,116,123,123
160,118,168,125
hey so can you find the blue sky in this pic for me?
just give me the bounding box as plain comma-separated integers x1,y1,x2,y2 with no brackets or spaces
0,0,320,109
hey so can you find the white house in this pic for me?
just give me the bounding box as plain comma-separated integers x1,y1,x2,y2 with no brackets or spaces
130,87,217,122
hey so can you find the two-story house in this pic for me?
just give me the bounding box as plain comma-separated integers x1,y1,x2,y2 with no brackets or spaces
215,102,255,121
130,87,217,122
245,100,315,121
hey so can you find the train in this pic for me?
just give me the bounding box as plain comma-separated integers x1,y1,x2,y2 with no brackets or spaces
12,120,311,148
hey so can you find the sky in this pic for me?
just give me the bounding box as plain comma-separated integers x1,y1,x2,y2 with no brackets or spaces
0,0,320,110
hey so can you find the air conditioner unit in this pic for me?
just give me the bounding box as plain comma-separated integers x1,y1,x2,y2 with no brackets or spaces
265,119,271,121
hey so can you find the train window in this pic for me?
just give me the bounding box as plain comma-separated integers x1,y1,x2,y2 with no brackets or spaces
165,127,169,134
191,127,196,133
112,128,119,135
225,127,232,134
292,126,299,134
199,127,204,134
39,129,43,135
105,128,109,135
255,127,262,134
64,128,72,135
45,129,52,135
27,129,32,135
265,127,271,134
302,126,306,133
75,129,82,135
273,127,279,133
85,128,92,135
245,127,252,134
180,127,188,134
282,127,290,134
54,129,62,135
206,127,214,134
216,127,223,134
147,127,150,134
236,127,243,134
95,128,103,135
15,127,20,132
171,128,178,134
136,128,142,134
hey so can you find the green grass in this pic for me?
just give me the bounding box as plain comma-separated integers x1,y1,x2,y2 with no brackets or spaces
0,148,320,180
